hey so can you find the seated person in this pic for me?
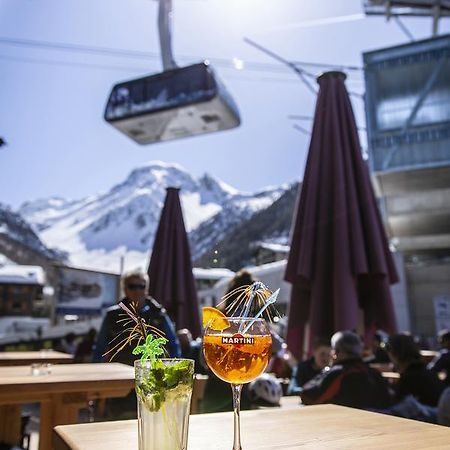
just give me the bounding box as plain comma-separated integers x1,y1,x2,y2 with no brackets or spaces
300,331,393,410
94,271,180,365
177,328,208,375
177,328,193,357
364,330,391,364
428,329,450,385
386,333,446,407
74,328,97,363
438,387,450,426
288,337,331,395
266,332,295,380
57,332,77,355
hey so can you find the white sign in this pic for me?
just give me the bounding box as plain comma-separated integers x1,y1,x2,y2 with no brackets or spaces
433,295,450,332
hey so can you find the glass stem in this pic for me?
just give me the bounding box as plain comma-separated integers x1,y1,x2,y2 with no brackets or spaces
231,384,243,450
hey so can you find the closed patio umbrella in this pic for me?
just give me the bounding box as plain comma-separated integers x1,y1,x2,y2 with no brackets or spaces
148,187,201,337
285,71,397,360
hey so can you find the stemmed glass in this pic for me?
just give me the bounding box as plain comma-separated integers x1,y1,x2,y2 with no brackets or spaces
203,317,272,450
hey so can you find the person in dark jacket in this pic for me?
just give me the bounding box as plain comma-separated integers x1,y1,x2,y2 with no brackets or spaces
386,333,446,407
428,329,450,385
288,338,331,395
74,328,97,363
177,328,208,375
93,271,180,419
93,271,180,365
300,331,393,410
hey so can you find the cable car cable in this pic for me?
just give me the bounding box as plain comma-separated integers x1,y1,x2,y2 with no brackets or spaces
0,36,363,75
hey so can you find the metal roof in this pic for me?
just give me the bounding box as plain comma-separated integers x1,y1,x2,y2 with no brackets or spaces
363,0,450,16
0,265,46,285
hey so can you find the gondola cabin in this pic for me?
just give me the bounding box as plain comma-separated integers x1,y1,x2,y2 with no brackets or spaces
104,62,241,144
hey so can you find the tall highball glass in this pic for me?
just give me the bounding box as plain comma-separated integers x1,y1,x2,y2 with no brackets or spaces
135,358,194,450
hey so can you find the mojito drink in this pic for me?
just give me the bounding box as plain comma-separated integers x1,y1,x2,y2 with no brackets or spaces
135,359,194,450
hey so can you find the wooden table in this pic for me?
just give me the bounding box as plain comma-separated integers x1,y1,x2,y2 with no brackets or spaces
278,395,301,409
421,350,438,364
53,403,450,450
0,363,134,450
0,350,73,366
370,362,394,373
382,371,401,383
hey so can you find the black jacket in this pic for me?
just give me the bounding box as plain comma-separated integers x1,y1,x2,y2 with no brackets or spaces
396,361,446,407
300,358,393,410
428,349,450,385
288,357,322,395
93,297,180,365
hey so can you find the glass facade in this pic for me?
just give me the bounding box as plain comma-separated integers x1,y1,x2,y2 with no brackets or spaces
364,35,450,172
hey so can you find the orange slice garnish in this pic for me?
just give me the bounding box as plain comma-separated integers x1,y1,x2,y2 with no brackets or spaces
202,307,230,331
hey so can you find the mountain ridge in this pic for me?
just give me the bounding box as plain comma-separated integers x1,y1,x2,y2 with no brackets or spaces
193,183,299,270
17,161,293,272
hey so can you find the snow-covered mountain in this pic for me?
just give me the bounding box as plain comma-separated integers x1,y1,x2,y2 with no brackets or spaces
0,203,64,262
189,186,288,261
19,161,287,272
193,183,299,270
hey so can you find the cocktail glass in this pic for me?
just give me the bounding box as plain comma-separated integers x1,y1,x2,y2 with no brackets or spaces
203,317,272,450
135,358,194,450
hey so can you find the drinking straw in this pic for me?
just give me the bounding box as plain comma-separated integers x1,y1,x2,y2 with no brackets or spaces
241,282,266,318
242,289,280,334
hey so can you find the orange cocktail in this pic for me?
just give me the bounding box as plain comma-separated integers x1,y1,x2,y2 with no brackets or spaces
203,315,272,450
203,334,272,384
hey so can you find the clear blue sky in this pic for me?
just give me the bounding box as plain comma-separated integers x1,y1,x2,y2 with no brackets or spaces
1,0,449,208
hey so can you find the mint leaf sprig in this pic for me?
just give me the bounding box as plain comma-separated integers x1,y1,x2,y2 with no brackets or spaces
136,359,194,411
133,334,168,364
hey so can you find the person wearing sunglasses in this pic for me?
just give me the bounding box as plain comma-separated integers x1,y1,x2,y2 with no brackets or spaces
93,270,180,365
93,270,180,419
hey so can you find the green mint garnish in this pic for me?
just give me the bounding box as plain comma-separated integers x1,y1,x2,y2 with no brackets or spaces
136,359,194,412
132,334,168,363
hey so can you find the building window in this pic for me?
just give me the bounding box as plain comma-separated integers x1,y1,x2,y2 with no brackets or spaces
12,301,23,312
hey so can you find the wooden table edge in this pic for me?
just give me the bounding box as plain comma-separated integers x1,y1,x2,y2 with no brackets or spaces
53,404,450,450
